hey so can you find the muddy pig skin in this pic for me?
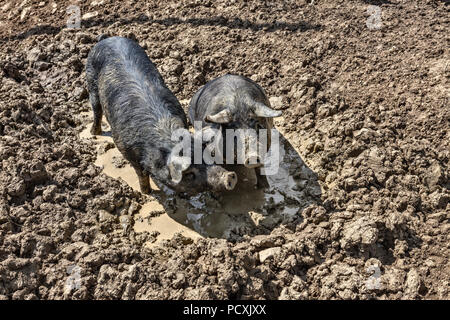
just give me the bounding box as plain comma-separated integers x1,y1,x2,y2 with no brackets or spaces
188,74,282,189
85,36,237,194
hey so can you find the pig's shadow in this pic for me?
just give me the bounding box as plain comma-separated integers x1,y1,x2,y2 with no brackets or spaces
153,130,322,241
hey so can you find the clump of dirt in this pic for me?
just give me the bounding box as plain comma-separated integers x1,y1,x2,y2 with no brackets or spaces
0,0,449,300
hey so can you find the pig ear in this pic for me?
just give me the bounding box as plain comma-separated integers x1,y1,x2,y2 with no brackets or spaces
168,156,191,184
205,109,232,124
253,102,282,118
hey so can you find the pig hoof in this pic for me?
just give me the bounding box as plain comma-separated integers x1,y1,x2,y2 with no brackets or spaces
139,184,152,194
90,126,102,136
141,188,152,195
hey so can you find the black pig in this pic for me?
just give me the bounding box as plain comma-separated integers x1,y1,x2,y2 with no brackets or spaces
86,37,237,194
188,74,282,189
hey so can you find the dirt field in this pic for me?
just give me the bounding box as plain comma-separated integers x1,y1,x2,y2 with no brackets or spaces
0,0,449,300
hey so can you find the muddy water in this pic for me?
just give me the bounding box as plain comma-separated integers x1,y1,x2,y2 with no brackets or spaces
80,128,159,192
78,111,320,246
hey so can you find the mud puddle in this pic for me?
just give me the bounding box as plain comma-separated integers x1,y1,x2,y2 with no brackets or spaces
78,111,320,245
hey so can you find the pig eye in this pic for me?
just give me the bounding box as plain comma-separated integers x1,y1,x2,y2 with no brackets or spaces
184,172,195,181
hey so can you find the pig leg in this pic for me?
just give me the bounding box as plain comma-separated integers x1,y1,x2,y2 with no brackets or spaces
132,165,151,194
86,64,103,136
89,92,103,136
255,167,270,189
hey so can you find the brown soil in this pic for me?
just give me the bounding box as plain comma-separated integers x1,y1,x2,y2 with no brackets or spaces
0,0,449,300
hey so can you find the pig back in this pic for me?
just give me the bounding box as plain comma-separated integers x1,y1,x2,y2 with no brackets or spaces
89,37,187,147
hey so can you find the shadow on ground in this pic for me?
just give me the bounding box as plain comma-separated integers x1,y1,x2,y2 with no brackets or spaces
1,14,321,42
149,129,322,241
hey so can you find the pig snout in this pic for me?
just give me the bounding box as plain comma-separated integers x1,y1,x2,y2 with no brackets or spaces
224,172,238,190
206,166,237,191
243,136,264,168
